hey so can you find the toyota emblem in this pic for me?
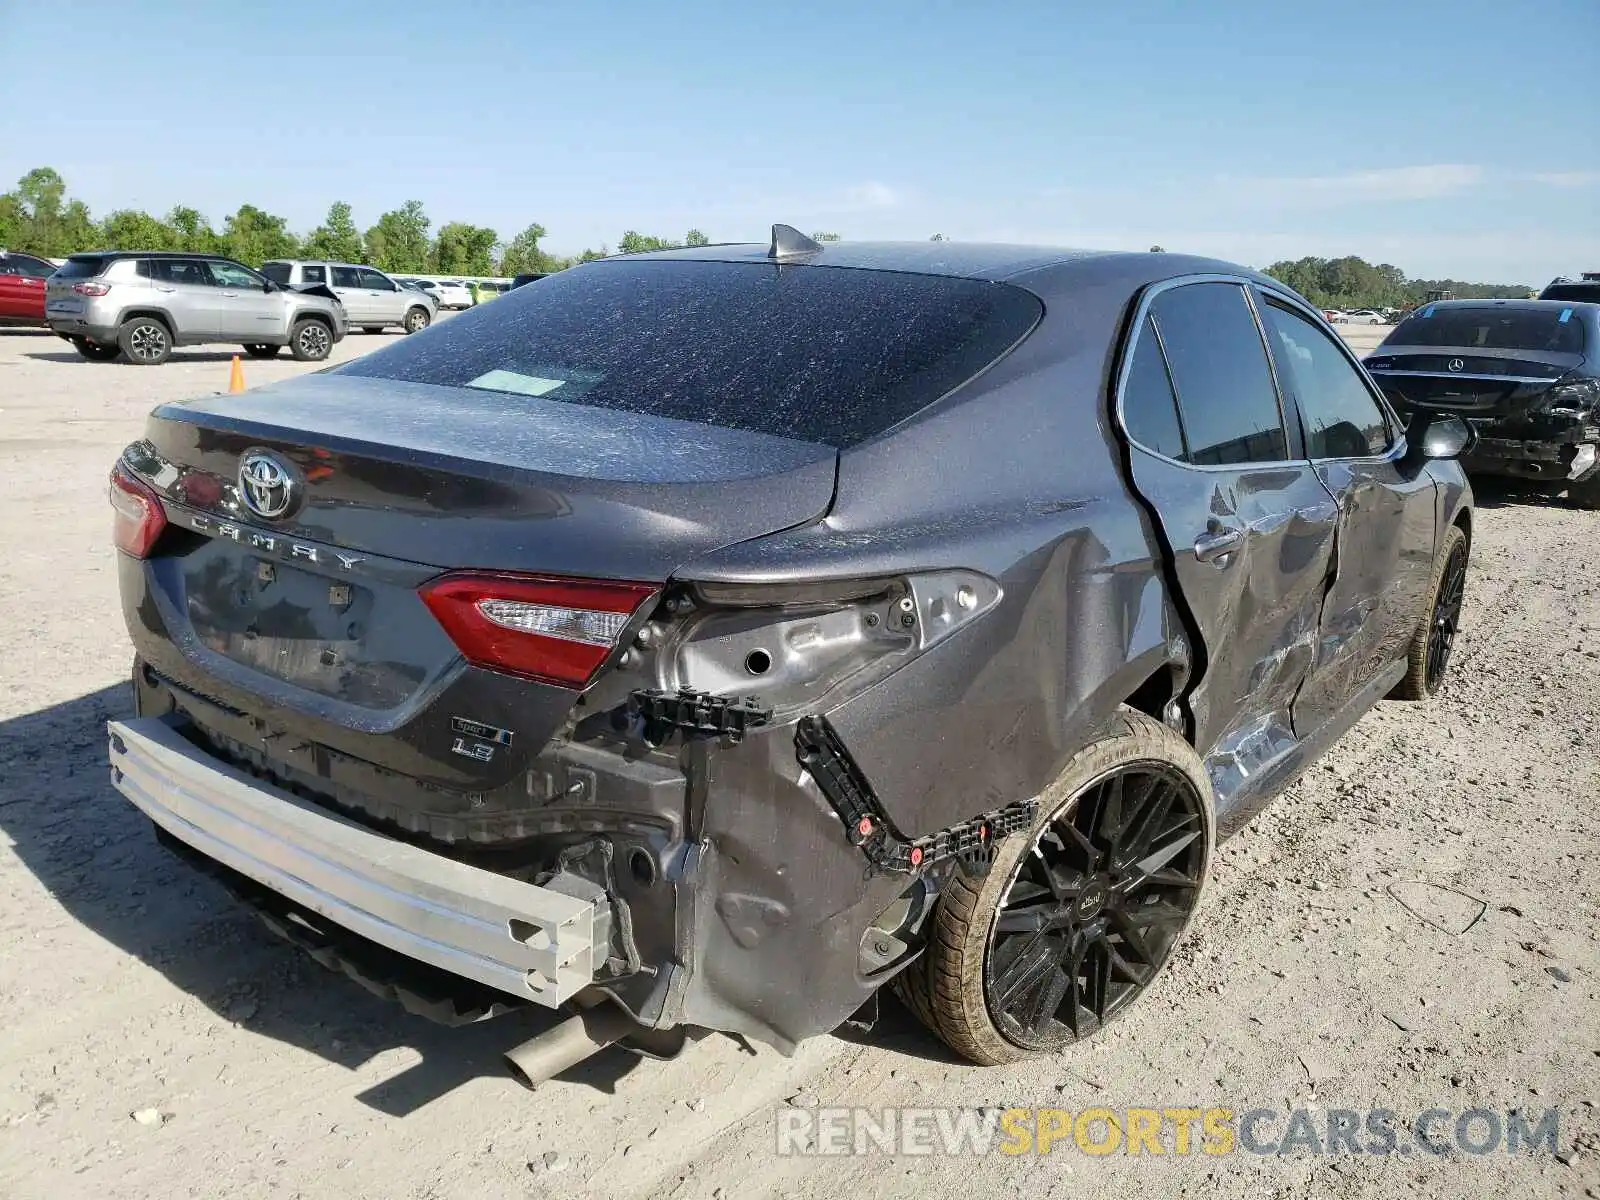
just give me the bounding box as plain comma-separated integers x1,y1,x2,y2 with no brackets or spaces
238,452,296,519
1447,358,1465,373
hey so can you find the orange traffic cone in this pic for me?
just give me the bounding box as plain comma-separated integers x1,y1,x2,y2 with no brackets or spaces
228,355,246,394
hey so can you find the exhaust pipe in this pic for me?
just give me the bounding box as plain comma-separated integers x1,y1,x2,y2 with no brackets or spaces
504,1003,640,1090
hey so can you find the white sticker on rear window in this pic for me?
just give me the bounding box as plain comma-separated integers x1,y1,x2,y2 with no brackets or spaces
466,369,566,397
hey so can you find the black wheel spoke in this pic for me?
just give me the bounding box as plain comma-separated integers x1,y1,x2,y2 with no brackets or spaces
991,932,1059,1010
986,761,1207,1052
1123,828,1201,885
1084,935,1111,1022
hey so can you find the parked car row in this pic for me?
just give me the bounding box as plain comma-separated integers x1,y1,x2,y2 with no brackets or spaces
4,245,527,362
106,231,1494,1084
45,252,350,365
391,277,513,309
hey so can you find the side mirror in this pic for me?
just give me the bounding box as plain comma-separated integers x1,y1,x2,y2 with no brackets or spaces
262,279,276,293
1406,410,1476,460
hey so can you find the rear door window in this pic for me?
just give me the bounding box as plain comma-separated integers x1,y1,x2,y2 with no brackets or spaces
1261,300,1393,459
335,260,1044,448
1120,316,1188,461
1149,282,1288,466
1388,306,1585,354
302,265,327,284
151,258,213,287
331,266,363,288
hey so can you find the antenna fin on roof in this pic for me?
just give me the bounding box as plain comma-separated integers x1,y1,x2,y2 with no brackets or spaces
769,224,824,259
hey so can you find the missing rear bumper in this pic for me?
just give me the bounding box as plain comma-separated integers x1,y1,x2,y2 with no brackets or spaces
108,716,610,1008
1465,437,1600,482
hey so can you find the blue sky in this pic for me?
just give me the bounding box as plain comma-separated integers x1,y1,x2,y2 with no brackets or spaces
3,0,1595,283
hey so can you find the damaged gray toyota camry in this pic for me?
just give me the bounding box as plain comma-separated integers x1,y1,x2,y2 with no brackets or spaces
105,227,1475,1082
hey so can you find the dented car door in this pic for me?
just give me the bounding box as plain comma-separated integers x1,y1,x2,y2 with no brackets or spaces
1256,293,1439,733
1115,279,1338,819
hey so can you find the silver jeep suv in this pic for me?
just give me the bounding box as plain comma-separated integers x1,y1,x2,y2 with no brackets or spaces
45,251,348,365
262,259,437,335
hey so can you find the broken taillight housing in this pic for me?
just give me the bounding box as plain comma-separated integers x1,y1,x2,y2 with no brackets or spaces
420,572,658,688
1541,376,1600,417
110,462,168,558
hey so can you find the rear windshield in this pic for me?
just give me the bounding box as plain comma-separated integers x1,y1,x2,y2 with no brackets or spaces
335,260,1044,447
261,262,292,284
1386,306,1585,354
55,256,109,280
1540,283,1600,303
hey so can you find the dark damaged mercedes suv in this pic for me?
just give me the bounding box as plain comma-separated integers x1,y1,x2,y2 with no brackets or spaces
107,228,1475,1079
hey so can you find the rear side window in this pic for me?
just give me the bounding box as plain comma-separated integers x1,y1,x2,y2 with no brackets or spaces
1388,306,1585,354
55,256,109,280
1121,316,1187,461
331,266,363,288
302,265,327,283
261,262,292,284
1150,282,1287,466
149,258,212,286
1261,301,1392,459
335,260,1045,448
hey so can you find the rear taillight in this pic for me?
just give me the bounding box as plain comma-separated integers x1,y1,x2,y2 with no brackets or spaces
420,572,657,688
109,462,167,558
73,281,111,297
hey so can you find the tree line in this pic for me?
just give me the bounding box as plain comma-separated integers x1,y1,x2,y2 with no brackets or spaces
1261,255,1531,310
0,167,713,277
1,167,1536,304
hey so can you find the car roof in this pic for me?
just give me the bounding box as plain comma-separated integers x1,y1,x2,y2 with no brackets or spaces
67,250,238,261
1408,298,1599,313
607,240,1287,300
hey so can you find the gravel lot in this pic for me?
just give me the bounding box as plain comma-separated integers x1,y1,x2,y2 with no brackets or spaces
0,325,1596,1200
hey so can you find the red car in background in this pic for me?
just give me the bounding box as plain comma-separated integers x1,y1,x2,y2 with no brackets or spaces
0,250,58,325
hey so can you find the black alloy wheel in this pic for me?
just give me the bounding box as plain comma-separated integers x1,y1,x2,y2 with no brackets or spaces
1425,541,1467,691
985,761,1207,1050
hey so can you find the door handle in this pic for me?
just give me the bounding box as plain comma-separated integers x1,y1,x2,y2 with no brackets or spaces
155,286,176,293
1194,526,1245,564
219,291,239,297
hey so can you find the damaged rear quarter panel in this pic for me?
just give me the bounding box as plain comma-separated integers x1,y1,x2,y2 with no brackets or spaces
680,285,1186,842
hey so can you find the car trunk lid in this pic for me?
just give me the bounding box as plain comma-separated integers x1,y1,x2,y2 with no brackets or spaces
1365,346,1582,416
128,372,836,756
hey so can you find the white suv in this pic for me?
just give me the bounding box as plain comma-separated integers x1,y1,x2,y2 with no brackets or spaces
262,260,437,334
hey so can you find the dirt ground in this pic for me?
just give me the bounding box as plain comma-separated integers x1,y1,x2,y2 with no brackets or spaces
0,326,1595,1200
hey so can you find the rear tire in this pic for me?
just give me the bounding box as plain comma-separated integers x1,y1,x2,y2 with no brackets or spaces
1391,524,1468,700
118,317,172,365
71,337,121,362
289,318,333,362
403,306,430,334
896,711,1214,1066
243,343,280,359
